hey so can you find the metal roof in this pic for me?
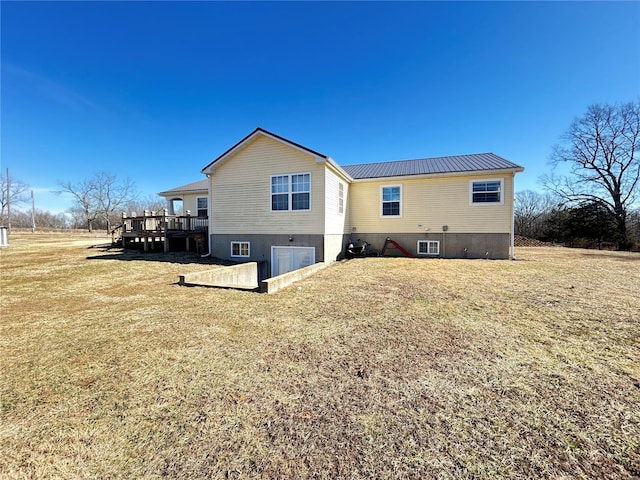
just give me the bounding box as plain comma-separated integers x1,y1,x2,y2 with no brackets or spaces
342,153,523,180
158,178,208,197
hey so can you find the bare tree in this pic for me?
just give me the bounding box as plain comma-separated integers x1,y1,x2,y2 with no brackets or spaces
59,178,99,232
0,172,29,224
514,190,556,238
92,172,137,232
125,194,166,215
542,101,640,249
59,172,138,233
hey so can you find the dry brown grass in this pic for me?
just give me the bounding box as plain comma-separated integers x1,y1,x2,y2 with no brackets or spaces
1,232,639,479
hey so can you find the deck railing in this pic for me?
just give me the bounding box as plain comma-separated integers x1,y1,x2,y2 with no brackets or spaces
121,209,208,234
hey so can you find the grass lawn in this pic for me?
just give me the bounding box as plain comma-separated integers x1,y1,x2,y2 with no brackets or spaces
1,232,639,479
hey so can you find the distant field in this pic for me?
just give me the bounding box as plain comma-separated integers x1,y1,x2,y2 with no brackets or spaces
1,232,639,479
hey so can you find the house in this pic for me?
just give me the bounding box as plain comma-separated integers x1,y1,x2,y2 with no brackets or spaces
162,128,524,277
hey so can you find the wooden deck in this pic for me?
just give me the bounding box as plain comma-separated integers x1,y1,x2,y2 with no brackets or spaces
115,210,208,253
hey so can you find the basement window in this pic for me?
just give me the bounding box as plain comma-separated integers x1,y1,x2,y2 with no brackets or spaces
231,241,250,258
417,240,440,255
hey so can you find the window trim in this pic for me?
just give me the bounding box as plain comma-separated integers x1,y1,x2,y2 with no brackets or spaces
196,196,208,217
469,178,504,205
417,240,440,256
380,185,402,218
270,172,312,212
230,241,250,258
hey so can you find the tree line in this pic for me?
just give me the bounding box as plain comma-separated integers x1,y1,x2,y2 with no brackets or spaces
1,171,164,232
515,99,640,251
515,190,640,250
541,100,639,250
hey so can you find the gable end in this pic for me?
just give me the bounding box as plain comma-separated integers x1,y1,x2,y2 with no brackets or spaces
202,128,328,175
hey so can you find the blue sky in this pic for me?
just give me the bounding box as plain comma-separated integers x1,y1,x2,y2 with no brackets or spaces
2,1,639,214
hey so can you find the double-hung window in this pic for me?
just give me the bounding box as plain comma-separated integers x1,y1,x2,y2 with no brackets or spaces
196,197,208,217
271,173,311,211
381,185,401,217
470,179,503,205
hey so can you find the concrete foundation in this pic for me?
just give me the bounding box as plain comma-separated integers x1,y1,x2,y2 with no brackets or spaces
208,232,510,275
345,233,511,259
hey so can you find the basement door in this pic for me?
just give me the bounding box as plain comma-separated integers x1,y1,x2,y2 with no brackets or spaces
271,246,315,277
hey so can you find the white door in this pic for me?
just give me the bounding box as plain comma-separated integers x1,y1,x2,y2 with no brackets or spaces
271,247,315,277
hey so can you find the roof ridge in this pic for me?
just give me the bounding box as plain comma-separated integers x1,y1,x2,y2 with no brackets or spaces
344,152,498,168
343,153,522,180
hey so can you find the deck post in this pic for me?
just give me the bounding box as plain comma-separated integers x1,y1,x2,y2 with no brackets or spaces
163,209,170,253
143,210,150,232
121,212,127,248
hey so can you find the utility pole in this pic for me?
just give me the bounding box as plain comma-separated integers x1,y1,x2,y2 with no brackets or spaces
6,168,11,233
31,190,36,233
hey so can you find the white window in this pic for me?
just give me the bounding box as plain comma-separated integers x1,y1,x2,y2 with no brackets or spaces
381,185,402,217
271,173,311,211
230,241,250,258
417,240,440,255
470,179,504,205
196,197,208,217
338,182,344,215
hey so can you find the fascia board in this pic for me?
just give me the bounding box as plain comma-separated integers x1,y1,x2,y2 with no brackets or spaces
158,188,208,197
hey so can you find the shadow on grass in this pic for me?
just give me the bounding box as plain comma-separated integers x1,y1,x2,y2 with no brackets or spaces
579,251,640,261
85,244,236,266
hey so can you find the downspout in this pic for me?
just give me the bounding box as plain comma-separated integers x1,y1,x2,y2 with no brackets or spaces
204,174,213,257
510,172,516,260
442,225,448,258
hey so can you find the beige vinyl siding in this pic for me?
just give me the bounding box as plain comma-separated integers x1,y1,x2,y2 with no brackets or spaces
324,168,349,235
210,135,326,235
181,194,207,216
349,173,514,234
